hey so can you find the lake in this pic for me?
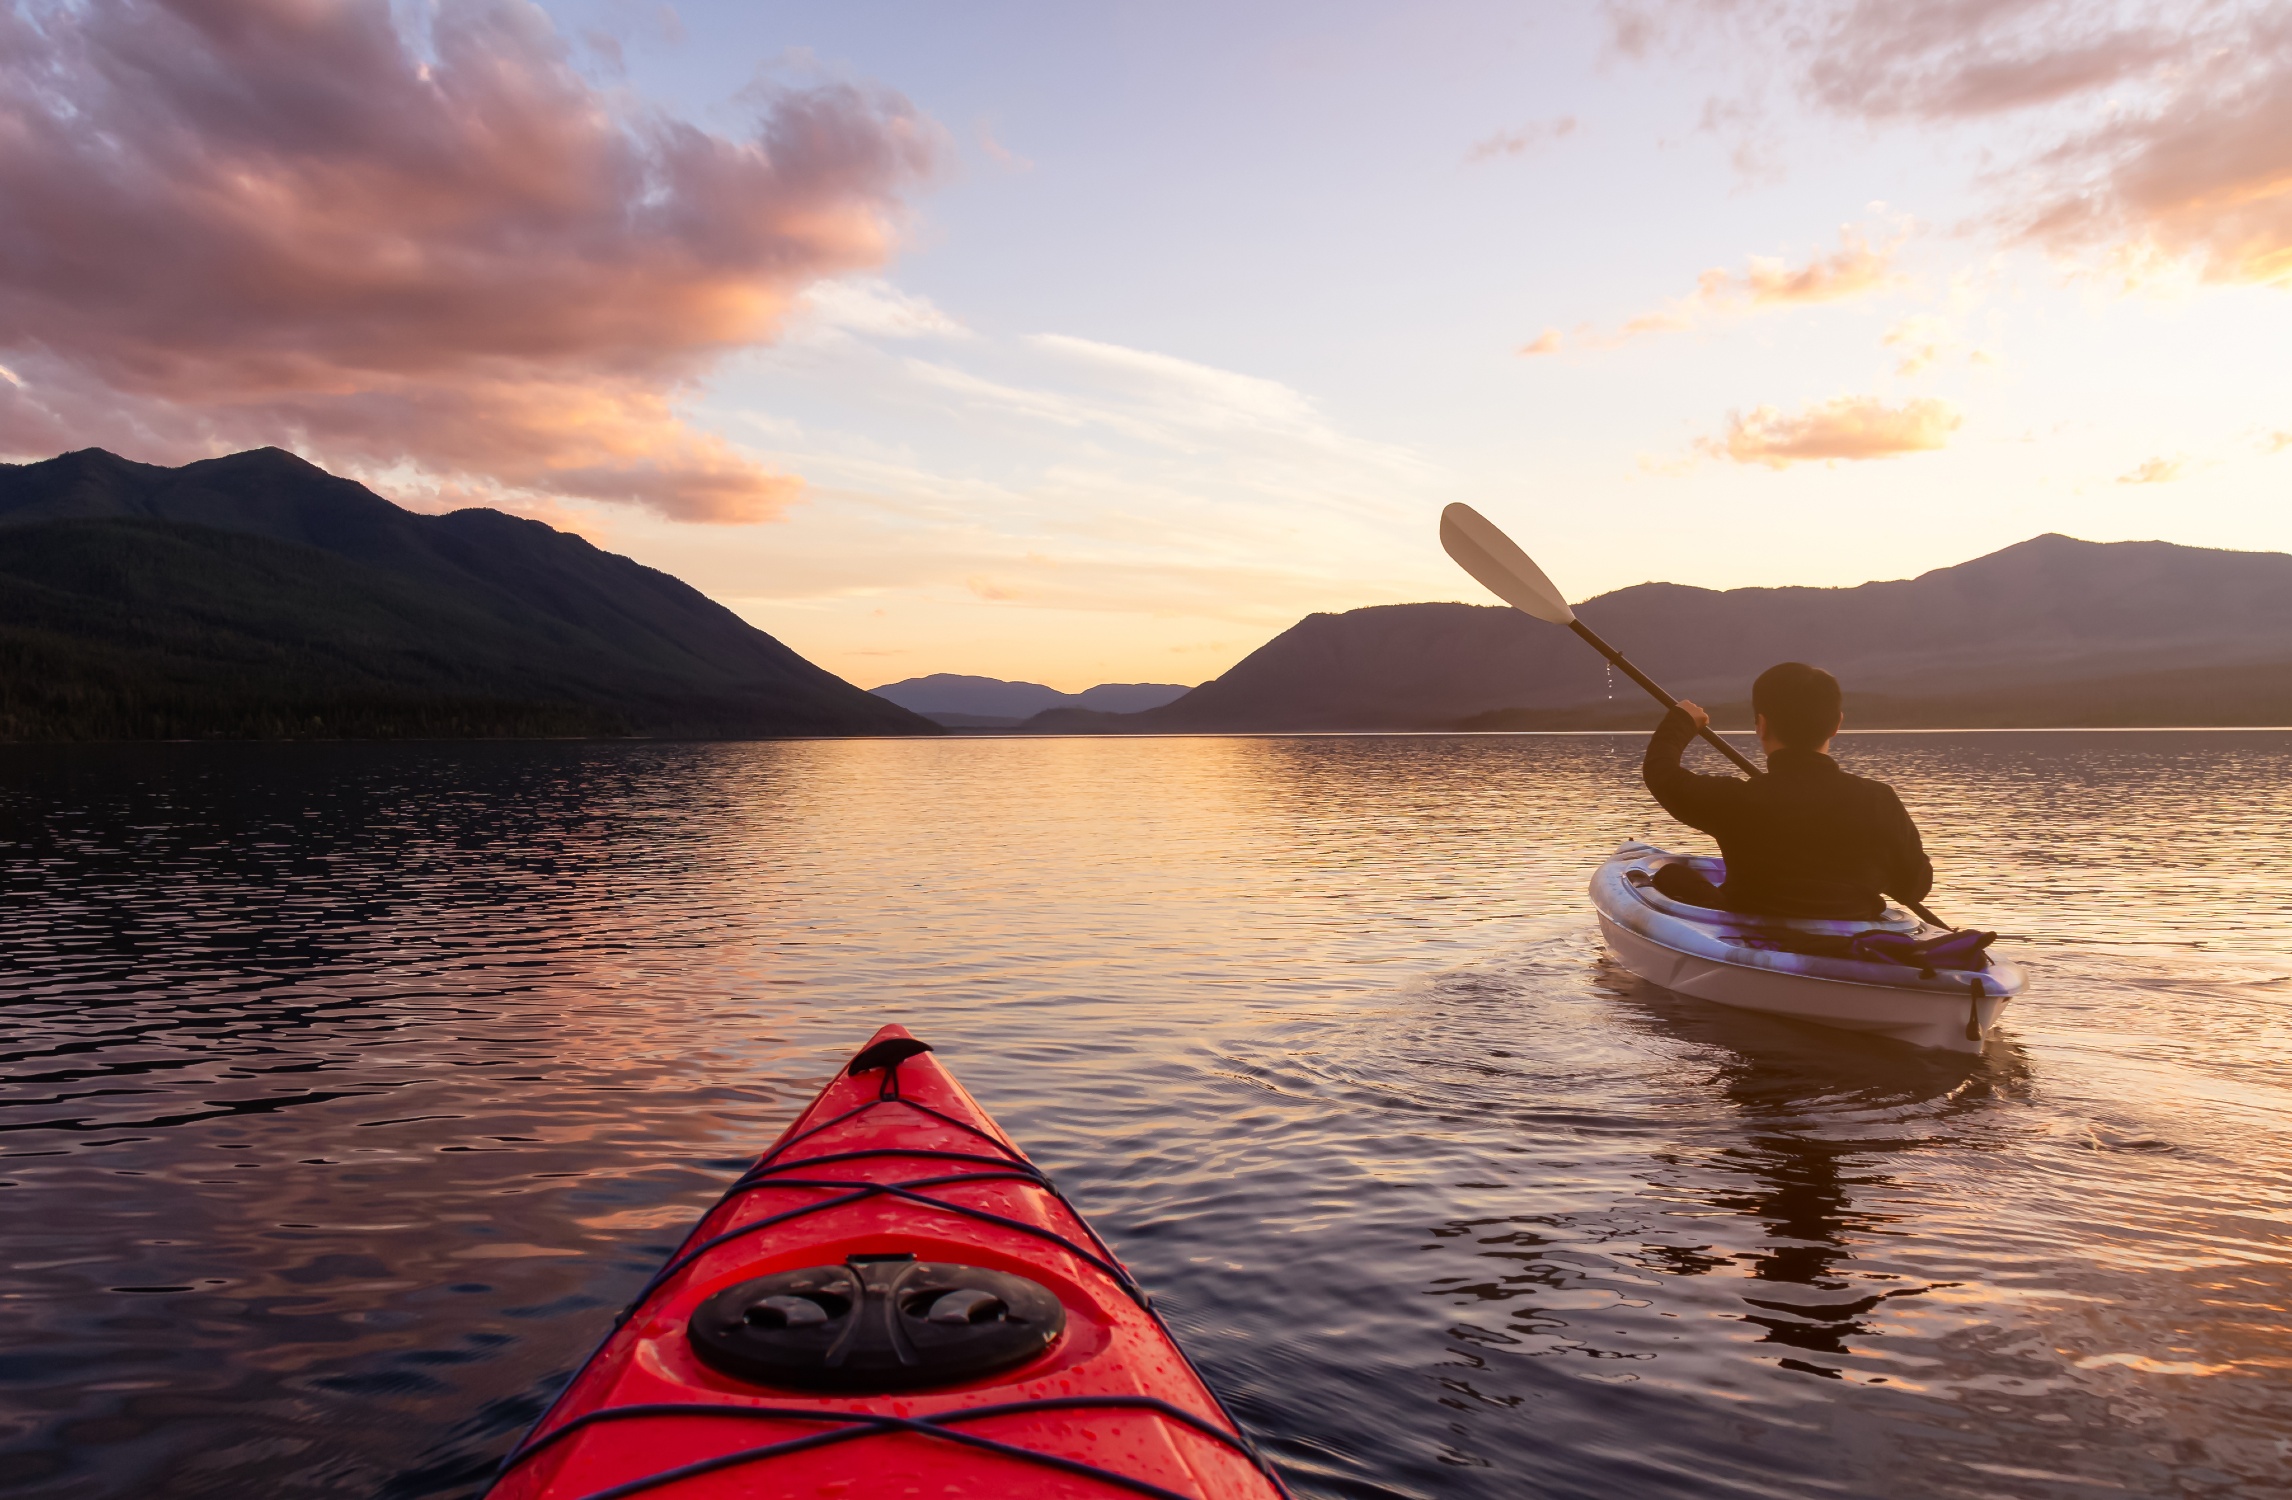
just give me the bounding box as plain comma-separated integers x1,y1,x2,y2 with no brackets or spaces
3,732,2288,1499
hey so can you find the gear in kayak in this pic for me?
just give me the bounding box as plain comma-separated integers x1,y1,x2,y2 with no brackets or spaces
1592,843,2024,1053
688,1255,1067,1391
484,1025,1290,1500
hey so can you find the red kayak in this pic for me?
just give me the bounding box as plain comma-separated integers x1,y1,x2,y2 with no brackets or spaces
486,1026,1289,1499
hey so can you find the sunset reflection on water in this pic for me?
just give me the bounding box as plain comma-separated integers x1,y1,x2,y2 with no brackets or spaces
1,733,2288,1498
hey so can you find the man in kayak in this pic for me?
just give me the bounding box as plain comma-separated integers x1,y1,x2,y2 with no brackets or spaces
1644,661,1932,921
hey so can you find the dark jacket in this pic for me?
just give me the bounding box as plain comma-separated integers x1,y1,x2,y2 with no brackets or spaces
1641,707,1933,920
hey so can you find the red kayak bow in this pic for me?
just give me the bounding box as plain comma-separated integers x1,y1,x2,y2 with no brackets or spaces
486,1026,1289,1500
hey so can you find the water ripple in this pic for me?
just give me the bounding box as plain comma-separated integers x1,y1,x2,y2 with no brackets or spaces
2,733,2289,1498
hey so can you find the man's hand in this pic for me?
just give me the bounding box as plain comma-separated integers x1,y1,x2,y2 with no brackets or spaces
1675,699,1711,731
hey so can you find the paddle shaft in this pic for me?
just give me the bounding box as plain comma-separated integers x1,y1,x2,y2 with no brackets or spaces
1568,619,1959,931
1564,619,1762,776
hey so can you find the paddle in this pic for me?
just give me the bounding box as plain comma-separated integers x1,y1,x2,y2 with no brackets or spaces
1437,502,1960,933
1438,502,1761,776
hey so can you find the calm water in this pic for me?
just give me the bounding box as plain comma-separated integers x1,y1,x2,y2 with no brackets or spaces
3,733,2290,1499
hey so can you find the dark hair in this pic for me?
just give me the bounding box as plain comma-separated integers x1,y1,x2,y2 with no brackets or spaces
1752,662,1842,749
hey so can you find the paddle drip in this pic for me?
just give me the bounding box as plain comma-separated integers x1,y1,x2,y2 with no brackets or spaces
1439,503,1761,775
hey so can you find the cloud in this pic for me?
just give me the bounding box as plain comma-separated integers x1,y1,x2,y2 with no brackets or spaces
1796,11,2184,122
1623,2,2292,287
0,0,941,521
2265,432,2292,454
1720,230,1902,307
2025,39,2292,286
1025,335,1324,435
1699,395,1961,467
1466,116,1579,163
901,359,1110,433
1882,316,1944,376
1881,312,1996,375
2117,456,2185,484
893,332,1356,457
976,120,1035,173
797,278,969,340
1645,228,1900,329
1541,227,1902,351
704,322,1449,634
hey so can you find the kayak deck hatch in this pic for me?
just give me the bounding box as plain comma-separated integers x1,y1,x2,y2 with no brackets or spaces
486,1026,1290,1500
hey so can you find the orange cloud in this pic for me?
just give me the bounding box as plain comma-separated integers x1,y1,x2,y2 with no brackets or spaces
2026,47,2292,286
1700,396,1961,468
1882,317,1943,375
1713,230,1900,308
0,0,940,520
1543,227,1902,351
1881,313,1995,375
2117,457,2186,485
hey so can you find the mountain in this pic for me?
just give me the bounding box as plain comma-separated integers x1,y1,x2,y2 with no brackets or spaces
870,673,1191,728
1454,657,2292,731
1029,534,2292,732
0,447,935,740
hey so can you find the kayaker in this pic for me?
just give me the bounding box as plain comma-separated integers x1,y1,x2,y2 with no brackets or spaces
1642,661,1932,921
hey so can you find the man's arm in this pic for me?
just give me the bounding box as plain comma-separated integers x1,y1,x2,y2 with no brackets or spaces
1641,701,1744,836
1876,787,1934,905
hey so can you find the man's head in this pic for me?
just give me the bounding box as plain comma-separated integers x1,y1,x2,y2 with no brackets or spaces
1752,662,1843,753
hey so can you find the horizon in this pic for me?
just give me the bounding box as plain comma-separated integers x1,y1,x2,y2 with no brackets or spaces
17,439,2279,695
2,1,2286,692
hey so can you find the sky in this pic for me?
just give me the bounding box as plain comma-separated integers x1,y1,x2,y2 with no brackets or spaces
2,0,2287,691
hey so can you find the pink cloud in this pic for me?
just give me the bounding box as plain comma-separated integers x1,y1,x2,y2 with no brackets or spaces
1798,8,2181,121
1699,395,1961,467
1626,2,2292,287
0,0,941,520
1518,328,1565,356
1466,116,1580,164
2026,41,2292,285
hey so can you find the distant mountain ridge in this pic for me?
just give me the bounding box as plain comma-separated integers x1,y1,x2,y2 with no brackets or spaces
1028,534,2292,733
0,447,934,740
871,673,1190,727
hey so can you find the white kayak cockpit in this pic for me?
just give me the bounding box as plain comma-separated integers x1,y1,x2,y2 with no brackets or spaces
1589,841,2026,1054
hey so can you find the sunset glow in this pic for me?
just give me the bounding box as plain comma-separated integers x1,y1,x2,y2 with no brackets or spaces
3,0,2287,689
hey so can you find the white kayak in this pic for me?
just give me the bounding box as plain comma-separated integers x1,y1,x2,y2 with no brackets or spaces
1590,841,2024,1054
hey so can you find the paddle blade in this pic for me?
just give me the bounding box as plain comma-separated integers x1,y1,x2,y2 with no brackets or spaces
1439,502,1576,625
